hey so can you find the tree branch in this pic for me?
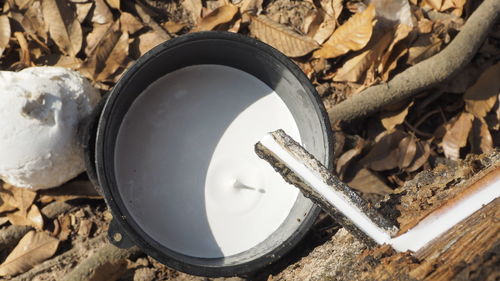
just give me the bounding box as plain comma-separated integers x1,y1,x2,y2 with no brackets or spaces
327,0,500,124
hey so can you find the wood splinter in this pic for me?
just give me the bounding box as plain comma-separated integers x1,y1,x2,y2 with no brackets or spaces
255,129,500,253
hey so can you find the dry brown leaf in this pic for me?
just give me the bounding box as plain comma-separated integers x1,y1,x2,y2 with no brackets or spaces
378,24,413,77
470,118,493,155
84,22,114,57
424,0,442,10
105,0,120,10
75,2,93,23
6,205,44,230
5,204,44,230
0,202,16,213
96,31,129,82
237,0,263,16
228,18,242,33
163,21,186,34
0,230,59,276
313,4,376,59
347,168,393,194
397,136,417,169
334,30,393,82
91,0,113,24
406,140,431,172
361,130,407,171
27,205,44,230
308,11,336,45
464,62,500,118
336,140,365,175
182,0,202,25
58,215,71,240
21,1,48,41
39,180,102,203
35,53,82,69
0,216,9,227
42,0,82,57
194,4,239,31
137,31,165,56
250,15,319,57
442,112,474,160
0,184,36,213
14,0,31,10
407,34,442,65
81,22,121,79
320,0,343,19
77,219,93,237
0,15,10,58
14,32,31,67
418,18,433,33
120,12,144,34
371,0,413,26
380,101,413,130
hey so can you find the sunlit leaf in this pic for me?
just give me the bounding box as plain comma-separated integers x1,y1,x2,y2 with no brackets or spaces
0,15,10,58
194,4,239,32
442,112,474,160
42,0,82,57
334,30,393,82
105,0,120,10
21,2,48,41
0,184,36,213
75,2,93,23
307,11,336,45
120,12,144,34
91,0,113,24
137,31,166,56
0,231,59,276
250,15,319,57
313,4,376,59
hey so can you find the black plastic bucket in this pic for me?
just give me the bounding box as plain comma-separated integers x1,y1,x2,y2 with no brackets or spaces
84,31,333,277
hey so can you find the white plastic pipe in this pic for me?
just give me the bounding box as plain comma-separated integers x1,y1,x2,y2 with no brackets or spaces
258,131,500,252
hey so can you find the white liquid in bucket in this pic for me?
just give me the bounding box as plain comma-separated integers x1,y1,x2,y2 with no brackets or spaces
114,65,301,258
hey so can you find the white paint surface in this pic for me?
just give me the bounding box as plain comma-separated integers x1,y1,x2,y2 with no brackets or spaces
0,67,100,189
390,174,500,252
259,134,393,245
115,65,301,258
260,132,500,253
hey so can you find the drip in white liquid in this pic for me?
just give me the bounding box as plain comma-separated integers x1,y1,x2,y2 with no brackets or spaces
114,65,301,258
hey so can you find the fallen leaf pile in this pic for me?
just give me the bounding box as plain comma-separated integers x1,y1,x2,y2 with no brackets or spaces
0,180,102,277
0,0,498,277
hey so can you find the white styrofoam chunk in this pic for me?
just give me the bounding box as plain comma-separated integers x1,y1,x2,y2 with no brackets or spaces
0,67,100,189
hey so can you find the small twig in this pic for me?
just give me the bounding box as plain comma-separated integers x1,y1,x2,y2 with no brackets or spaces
413,109,441,128
404,120,434,138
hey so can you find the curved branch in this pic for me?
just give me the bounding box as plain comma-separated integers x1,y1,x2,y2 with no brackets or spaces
327,0,500,124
